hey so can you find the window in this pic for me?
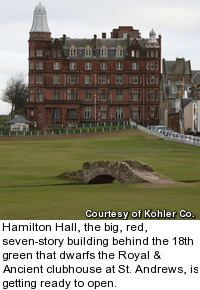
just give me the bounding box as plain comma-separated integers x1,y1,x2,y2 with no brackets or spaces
67,109,77,119
36,75,43,84
30,62,34,70
131,51,135,57
115,107,124,119
101,89,106,101
57,50,61,57
133,76,138,84
150,107,155,119
156,75,159,84
53,75,60,84
70,75,76,84
30,75,34,84
101,62,107,70
155,62,158,70
150,76,154,84
150,90,154,101
39,112,43,120
53,107,59,119
53,89,60,100
70,62,76,70
116,63,123,70
116,89,123,101
150,62,154,70
147,50,149,57
116,76,123,84
85,90,92,101
85,46,92,57
85,75,92,84
70,46,77,57
84,107,93,119
146,76,149,84
101,46,107,57
36,89,43,101
36,62,43,70
151,50,154,57
132,62,139,70
53,50,56,57
85,62,92,70
146,62,149,70
36,50,43,57
30,50,34,57
101,75,107,84
155,90,158,101
30,89,34,101
70,89,76,100
133,90,138,101
146,89,149,101
133,106,138,119
101,106,107,119
136,51,139,57
171,99,175,108
54,62,60,70
116,46,123,57
172,86,177,94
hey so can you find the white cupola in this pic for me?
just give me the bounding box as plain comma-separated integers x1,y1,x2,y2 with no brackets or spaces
149,29,157,43
30,2,50,33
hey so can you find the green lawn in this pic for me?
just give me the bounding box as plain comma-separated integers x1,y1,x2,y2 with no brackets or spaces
0,130,200,220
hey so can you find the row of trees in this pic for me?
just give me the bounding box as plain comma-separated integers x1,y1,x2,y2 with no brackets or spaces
1,72,28,116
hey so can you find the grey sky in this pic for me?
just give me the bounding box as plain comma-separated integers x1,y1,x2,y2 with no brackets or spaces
1,0,200,114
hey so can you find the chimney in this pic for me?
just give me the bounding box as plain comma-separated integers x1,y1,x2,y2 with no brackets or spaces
102,32,106,39
127,34,130,52
94,34,97,56
63,34,66,46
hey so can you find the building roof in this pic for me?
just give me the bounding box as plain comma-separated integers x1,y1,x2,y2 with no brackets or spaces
30,2,50,33
5,116,34,125
163,59,191,75
62,37,155,59
191,70,200,84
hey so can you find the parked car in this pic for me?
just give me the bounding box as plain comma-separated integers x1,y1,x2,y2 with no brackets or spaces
155,126,167,133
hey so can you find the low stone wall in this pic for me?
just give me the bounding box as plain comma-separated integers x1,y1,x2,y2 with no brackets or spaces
58,160,154,184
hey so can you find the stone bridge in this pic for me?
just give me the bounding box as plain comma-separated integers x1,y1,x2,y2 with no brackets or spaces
58,160,154,184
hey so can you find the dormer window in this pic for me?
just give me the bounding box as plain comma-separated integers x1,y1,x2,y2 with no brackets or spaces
116,46,123,57
85,45,92,57
70,45,77,57
101,46,107,57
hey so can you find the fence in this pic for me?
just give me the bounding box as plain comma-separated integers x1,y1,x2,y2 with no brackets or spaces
130,121,163,138
0,121,136,137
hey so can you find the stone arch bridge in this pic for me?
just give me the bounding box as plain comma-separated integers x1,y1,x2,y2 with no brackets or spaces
58,160,154,184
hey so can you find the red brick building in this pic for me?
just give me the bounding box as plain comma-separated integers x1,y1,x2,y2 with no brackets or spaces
27,3,161,128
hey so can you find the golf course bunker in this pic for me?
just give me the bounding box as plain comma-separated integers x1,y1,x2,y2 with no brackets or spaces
58,160,154,184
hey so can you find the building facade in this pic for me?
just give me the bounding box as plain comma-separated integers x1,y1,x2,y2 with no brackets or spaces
160,58,192,132
27,3,161,128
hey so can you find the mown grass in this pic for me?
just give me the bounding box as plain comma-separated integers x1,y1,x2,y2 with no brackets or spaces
0,130,200,219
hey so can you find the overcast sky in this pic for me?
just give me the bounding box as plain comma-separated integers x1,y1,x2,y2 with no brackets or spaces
1,0,200,114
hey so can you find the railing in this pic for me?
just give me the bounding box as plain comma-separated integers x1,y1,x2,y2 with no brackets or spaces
0,121,136,137
130,121,163,138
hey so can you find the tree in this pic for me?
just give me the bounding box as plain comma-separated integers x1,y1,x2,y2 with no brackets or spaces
1,72,28,115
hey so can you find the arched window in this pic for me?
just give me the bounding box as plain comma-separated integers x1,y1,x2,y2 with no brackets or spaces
100,45,107,57
84,107,93,119
115,107,124,119
70,45,77,57
85,45,92,57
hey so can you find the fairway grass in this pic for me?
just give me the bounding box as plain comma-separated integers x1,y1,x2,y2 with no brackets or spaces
0,130,200,220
